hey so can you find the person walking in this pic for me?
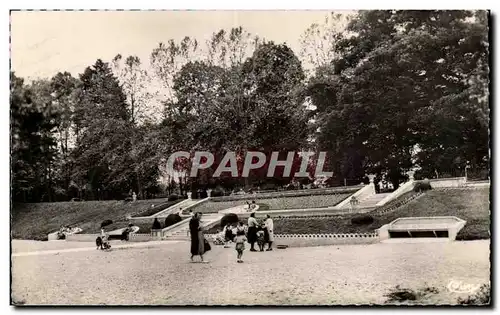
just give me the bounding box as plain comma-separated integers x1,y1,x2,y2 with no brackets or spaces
247,212,258,252
265,214,274,251
189,212,209,263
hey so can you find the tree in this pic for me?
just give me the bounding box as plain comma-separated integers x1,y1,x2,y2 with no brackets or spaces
71,59,133,199
11,73,61,202
50,72,80,198
308,10,489,186
299,12,354,75
150,37,200,106
112,54,158,125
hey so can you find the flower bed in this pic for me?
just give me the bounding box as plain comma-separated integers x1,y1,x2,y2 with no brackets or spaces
191,193,352,214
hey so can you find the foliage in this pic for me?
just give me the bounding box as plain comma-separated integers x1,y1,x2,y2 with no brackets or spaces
167,194,179,201
350,214,374,225
11,73,62,202
457,284,490,305
221,213,240,228
413,180,432,192
306,10,489,188
10,11,489,204
164,213,182,227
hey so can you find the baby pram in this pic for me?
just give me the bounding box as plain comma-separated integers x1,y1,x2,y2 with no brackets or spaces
98,220,113,250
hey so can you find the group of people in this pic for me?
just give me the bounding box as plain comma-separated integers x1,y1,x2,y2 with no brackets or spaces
57,225,81,240
216,213,274,263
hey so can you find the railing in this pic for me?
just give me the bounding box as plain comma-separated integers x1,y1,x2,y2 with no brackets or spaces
371,191,424,215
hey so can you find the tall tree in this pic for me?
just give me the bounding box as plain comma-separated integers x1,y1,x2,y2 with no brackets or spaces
308,10,489,186
71,59,132,200
112,54,158,125
11,73,61,202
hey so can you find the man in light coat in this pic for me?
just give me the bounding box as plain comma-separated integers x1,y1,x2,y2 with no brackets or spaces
265,214,274,251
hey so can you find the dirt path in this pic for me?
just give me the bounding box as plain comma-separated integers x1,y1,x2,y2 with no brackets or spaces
11,240,490,305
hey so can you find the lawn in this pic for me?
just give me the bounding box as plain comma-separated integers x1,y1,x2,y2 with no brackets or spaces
272,188,490,240
11,198,173,240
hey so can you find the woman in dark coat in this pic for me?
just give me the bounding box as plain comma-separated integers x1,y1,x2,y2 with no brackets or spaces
189,212,210,262
247,212,259,252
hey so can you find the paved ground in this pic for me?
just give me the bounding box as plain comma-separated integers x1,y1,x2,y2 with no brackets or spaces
11,240,490,305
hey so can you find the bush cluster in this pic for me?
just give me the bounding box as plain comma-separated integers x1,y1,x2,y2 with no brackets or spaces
164,213,182,228
221,213,239,228
413,179,432,192
350,215,374,225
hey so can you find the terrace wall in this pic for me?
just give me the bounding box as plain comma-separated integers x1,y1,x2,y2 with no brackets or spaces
206,232,379,248
191,192,353,214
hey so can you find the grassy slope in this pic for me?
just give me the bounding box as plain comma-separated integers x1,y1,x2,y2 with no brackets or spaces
273,188,490,239
11,198,179,240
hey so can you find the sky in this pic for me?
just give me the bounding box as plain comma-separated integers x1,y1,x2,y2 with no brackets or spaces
10,10,344,80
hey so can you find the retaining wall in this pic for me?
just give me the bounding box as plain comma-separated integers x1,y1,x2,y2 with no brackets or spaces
210,186,362,202
191,193,352,214
66,233,159,242
205,232,379,248
429,177,466,188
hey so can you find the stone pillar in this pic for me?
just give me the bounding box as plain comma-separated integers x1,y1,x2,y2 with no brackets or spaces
187,192,192,200
368,174,376,184
407,170,415,181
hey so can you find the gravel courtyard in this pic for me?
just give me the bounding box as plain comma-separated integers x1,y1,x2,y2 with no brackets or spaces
11,240,490,305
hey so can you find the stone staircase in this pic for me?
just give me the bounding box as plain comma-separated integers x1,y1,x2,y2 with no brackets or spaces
356,193,392,208
152,198,203,218
163,214,222,241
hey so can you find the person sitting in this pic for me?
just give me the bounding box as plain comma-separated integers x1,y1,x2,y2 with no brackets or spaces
121,223,134,241
250,200,257,210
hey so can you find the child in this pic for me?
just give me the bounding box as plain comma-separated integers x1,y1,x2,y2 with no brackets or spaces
234,230,247,263
257,223,266,251
100,228,111,250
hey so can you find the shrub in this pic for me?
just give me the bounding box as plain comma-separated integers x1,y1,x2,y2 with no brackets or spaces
457,284,490,305
199,190,208,199
164,213,182,228
190,190,199,199
413,180,432,192
33,235,48,241
167,194,179,201
351,215,374,225
210,189,224,197
221,213,239,228
101,219,113,228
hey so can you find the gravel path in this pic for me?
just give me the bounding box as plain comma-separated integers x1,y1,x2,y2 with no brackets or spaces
11,240,490,305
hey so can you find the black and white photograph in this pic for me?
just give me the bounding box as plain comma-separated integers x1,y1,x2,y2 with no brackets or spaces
9,8,491,306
